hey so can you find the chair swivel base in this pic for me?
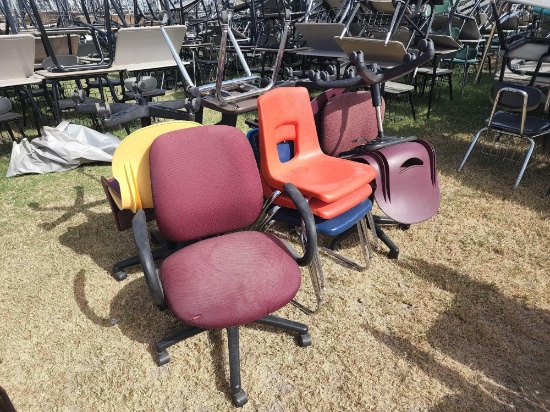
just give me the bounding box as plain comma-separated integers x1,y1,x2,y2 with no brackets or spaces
154,315,311,407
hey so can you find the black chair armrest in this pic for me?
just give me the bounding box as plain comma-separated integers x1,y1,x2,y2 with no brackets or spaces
132,210,165,308
283,183,317,267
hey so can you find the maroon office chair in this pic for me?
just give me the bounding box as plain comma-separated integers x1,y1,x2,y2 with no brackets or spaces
132,125,317,407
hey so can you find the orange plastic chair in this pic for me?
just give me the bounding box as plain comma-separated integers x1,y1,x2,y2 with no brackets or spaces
257,87,377,218
261,178,374,220
257,87,377,204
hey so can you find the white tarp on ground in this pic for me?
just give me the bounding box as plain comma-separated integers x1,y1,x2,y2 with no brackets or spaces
6,121,120,177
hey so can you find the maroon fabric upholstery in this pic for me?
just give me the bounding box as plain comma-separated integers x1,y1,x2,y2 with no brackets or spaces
320,91,385,156
149,125,264,242
161,231,301,329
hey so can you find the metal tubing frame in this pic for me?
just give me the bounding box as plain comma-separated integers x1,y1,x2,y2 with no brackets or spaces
160,25,196,88
198,8,291,103
28,0,114,72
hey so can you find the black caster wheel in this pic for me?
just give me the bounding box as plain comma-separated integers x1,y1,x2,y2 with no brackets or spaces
232,389,248,407
156,350,170,366
388,249,399,260
113,269,127,281
298,333,312,347
398,224,410,230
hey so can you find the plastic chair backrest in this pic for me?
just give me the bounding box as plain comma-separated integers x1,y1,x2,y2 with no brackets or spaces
455,45,477,61
0,34,35,80
491,83,543,112
434,0,451,14
257,87,323,180
112,25,187,69
111,120,201,213
35,34,80,65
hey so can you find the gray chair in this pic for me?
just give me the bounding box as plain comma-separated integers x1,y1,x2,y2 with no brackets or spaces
0,96,25,142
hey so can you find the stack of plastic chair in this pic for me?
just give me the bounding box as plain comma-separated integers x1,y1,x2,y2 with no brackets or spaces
256,86,379,314
307,38,441,260
132,124,317,407
318,90,440,229
101,121,201,281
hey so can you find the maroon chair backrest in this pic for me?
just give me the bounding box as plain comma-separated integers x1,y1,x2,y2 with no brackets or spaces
318,90,384,156
149,125,264,242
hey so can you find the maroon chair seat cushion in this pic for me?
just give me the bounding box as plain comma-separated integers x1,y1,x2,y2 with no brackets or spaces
150,125,264,243
320,91,385,156
161,231,301,329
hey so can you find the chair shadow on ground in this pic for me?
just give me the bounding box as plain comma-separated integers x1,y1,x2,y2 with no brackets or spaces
32,184,232,398
28,185,139,275
366,258,550,411
73,268,234,402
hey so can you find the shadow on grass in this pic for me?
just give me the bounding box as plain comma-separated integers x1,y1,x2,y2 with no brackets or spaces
29,185,136,273
73,269,237,403
366,258,550,411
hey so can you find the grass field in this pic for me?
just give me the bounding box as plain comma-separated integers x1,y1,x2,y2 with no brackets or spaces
0,71,549,411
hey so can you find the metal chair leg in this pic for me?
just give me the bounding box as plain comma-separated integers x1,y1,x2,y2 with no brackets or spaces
513,138,535,189
458,127,488,172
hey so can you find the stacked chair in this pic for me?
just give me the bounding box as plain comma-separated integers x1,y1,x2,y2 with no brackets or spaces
108,122,317,408
101,121,201,280
256,86,379,314
308,38,441,259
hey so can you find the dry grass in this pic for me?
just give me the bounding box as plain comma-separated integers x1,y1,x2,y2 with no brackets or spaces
0,74,549,411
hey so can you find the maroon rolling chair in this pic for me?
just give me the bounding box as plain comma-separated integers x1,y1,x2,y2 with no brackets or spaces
132,125,317,407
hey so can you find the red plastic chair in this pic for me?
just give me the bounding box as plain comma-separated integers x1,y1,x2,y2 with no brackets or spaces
257,87,377,211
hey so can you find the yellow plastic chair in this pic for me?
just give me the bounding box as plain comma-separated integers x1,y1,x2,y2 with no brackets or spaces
108,120,201,213
101,120,201,280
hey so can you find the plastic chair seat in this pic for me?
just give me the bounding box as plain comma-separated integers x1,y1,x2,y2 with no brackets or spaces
161,231,301,329
488,111,550,135
0,112,19,122
264,179,373,220
264,155,377,203
275,198,373,236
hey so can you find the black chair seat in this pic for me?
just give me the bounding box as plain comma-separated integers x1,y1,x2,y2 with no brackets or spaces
487,111,550,135
0,112,19,122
